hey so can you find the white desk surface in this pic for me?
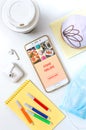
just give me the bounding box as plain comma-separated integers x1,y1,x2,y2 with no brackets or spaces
0,0,86,130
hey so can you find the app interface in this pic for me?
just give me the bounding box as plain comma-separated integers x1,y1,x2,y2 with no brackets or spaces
27,40,66,88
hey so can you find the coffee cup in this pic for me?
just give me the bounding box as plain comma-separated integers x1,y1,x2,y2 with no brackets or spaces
2,0,40,33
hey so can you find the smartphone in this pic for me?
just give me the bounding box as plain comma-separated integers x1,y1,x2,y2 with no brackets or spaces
24,35,69,92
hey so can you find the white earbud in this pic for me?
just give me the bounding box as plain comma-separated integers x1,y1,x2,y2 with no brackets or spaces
8,49,20,60
9,64,15,78
6,63,24,82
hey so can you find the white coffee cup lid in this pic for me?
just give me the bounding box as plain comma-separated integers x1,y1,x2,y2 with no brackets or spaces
2,0,39,33
8,0,36,28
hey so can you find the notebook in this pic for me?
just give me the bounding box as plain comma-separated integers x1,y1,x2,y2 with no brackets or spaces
5,80,65,130
50,10,86,58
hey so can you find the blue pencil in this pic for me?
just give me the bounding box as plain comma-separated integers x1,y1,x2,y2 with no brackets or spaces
24,103,49,119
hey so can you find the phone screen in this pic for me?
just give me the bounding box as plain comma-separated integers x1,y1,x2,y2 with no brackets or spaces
25,36,68,92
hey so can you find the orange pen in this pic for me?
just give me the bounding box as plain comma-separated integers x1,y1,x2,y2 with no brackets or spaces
16,100,33,124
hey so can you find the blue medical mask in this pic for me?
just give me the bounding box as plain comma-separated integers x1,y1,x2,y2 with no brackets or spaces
60,65,86,119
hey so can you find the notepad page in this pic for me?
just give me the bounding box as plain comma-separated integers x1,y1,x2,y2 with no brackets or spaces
6,80,65,130
50,9,86,58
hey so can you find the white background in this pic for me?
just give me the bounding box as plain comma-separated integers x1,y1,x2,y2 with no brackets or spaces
0,0,86,130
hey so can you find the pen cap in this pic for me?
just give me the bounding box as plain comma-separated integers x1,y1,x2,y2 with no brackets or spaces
16,100,22,108
2,0,40,33
24,103,33,109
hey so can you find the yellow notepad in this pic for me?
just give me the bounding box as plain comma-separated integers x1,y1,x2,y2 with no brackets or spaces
5,80,65,130
50,10,86,58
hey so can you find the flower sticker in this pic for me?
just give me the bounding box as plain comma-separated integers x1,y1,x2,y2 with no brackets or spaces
62,25,83,48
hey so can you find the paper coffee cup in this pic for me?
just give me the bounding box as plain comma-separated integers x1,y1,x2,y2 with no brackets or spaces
2,0,40,33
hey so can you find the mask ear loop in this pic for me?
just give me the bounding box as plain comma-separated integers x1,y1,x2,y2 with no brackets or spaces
66,112,86,130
